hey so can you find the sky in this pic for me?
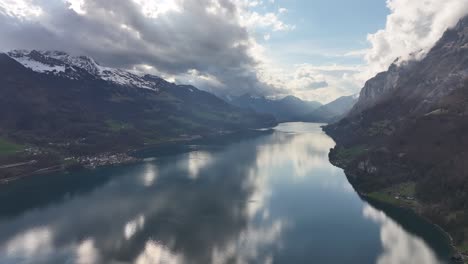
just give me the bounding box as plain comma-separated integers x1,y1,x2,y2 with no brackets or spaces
0,0,467,103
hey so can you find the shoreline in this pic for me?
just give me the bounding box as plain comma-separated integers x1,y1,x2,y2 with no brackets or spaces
0,128,275,185
325,140,466,264
363,192,465,263
361,192,460,259
0,165,65,185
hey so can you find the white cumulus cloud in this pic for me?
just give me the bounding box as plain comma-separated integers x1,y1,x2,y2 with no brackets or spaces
363,0,468,78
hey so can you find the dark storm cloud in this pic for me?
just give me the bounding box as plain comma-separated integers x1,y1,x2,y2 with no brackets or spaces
0,0,279,96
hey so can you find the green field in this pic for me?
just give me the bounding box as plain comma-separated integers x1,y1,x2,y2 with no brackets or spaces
367,192,400,205
456,237,468,263
367,182,417,206
0,138,23,156
460,242,468,253
333,145,368,164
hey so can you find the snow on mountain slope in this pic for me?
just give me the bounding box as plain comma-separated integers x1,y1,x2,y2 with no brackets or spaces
10,54,66,73
7,50,158,91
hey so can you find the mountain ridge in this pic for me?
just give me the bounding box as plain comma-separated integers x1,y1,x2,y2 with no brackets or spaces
324,15,468,259
7,50,161,90
0,50,276,180
230,93,322,122
302,94,358,123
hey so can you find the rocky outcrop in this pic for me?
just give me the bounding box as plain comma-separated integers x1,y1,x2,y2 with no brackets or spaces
325,15,468,255
350,15,468,118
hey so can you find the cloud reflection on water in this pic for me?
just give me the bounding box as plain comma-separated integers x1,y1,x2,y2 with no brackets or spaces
186,151,214,180
0,128,285,264
141,164,159,187
0,123,449,264
363,205,444,264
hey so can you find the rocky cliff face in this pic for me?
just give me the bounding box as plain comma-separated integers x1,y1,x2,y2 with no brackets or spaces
349,63,406,115
325,15,468,255
350,15,468,118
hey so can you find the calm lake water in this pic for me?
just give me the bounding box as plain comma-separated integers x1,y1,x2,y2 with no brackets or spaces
0,123,454,264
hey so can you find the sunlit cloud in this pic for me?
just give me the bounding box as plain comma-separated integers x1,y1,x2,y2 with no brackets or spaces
359,0,468,84
0,0,291,97
132,0,181,18
66,0,86,15
1,0,466,110
0,0,43,18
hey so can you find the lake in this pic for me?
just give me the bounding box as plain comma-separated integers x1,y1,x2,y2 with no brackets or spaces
0,123,454,264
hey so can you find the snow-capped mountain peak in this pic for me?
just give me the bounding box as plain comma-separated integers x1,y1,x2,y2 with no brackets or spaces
7,50,158,91
8,50,67,74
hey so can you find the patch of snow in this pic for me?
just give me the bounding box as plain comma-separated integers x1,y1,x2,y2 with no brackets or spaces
97,66,156,90
12,56,65,73
7,50,159,91
424,108,448,116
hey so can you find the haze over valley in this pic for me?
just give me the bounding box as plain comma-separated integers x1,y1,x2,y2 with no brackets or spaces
0,0,468,263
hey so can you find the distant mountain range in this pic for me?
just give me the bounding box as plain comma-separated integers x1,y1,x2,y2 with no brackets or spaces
0,50,277,178
230,93,357,123
325,15,468,256
302,94,358,123
230,94,322,122
0,49,358,181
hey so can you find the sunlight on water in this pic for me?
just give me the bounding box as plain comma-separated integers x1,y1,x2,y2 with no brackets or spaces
0,123,451,264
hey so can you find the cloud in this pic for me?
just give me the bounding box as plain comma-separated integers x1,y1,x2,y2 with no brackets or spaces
296,0,468,102
299,81,329,90
0,0,43,18
343,49,368,58
362,0,468,78
0,128,287,264
292,67,329,90
1,0,466,103
240,10,295,32
258,62,362,103
0,0,292,97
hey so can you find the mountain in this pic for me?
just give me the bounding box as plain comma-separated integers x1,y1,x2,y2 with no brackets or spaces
230,94,322,122
324,15,468,256
301,94,358,123
0,50,276,178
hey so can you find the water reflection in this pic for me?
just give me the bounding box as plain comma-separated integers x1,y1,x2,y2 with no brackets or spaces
135,240,181,264
363,205,444,264
124,215,145,240
0,123,451,264
186,151,213,180
141,164,158,187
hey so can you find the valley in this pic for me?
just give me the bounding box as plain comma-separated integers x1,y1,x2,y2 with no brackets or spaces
0,1,467,263
0,51,276,182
